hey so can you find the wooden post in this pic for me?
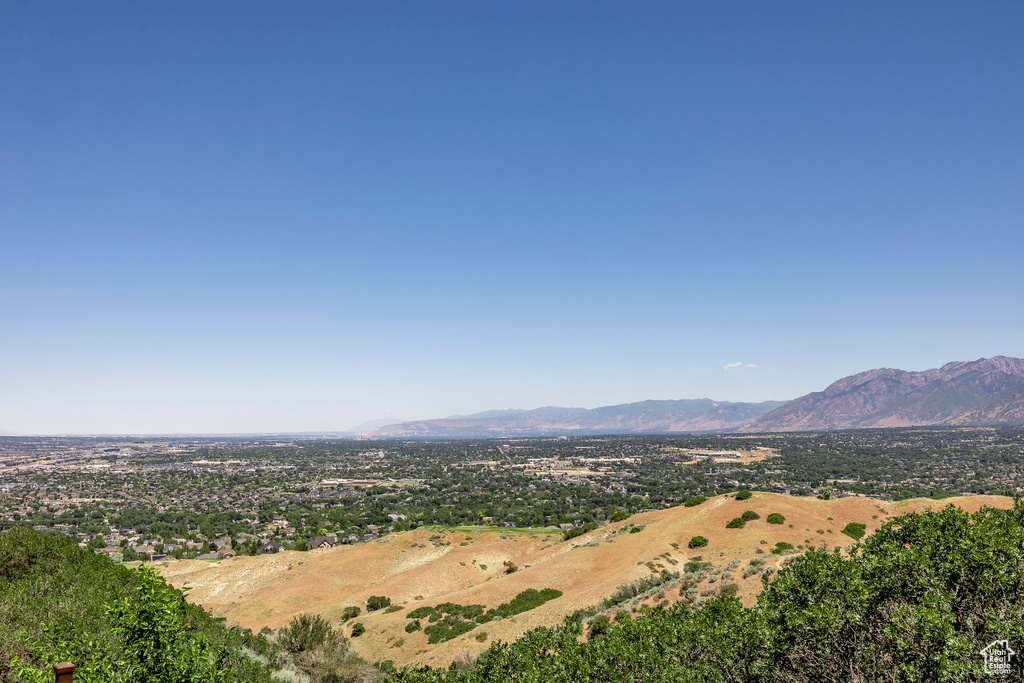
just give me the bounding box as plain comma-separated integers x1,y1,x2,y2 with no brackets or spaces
53,662,74,683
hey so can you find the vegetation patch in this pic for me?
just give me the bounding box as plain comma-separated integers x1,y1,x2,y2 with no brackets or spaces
423,615,477,644
476,588,563,623
726,517,746,529
766,513,786,524
741,510,760,521
841,522,868,541
735,490,753,500
683,496,708,507
562,521,598,541
366,595,392,611
688,535,709,549
402,589,562,643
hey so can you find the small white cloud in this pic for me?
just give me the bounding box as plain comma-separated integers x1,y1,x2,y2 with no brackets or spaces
723,362,758,370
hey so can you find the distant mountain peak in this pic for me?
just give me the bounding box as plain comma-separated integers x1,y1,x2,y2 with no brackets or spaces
746,356,1024,432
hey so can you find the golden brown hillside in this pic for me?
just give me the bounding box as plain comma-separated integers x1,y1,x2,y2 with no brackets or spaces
158,493,1012,668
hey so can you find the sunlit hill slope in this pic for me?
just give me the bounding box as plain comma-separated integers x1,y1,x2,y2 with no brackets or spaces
159,493,1012,668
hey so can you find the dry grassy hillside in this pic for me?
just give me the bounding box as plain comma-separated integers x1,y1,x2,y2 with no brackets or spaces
158,493,1012,668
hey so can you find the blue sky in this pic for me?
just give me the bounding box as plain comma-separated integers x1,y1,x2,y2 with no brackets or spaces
2,2,1022,434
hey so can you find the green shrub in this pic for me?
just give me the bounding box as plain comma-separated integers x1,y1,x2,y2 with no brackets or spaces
366,595,391,611
771,541,795,554
735,491,753,501
719,583,740,598
684,496,708,507
350,622,365,637
610,511,630,522
407,606,434,620
476,588,563,623
841,522,867,541
628,525,643,534
562,522,598,541
341,606,361,621
726,517,746,529
683,560,712,574
279,613,338,654
766,513,786,524
384,604,403,614
405,620,421,633
688,536,709,549
741,510,760,521
474,631,488,642
588,614,611,639
423,615,477,643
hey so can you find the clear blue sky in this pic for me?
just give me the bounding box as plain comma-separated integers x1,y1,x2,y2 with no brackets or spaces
2,2,1022,434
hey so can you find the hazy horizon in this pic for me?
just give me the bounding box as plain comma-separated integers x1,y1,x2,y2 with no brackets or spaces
3,3,1022,434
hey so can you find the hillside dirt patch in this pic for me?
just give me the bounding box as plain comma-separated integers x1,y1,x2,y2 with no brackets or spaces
158,493,1012,668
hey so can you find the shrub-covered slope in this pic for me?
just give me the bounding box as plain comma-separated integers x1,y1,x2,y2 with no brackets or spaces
387,501,1024,682
0,528,276,683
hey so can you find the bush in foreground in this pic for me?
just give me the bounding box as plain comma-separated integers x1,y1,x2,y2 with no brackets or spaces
688,536,708,549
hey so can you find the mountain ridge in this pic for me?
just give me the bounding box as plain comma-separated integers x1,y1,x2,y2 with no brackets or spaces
366,356,1024,437
745,356,1024,431
367,398,786,437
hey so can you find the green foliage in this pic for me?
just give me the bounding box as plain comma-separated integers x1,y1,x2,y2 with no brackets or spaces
349,622,365,638
407,606,434,620
384,604,404,614
562,522,598,541
366,595,392,611
405,620,421,633
683,496,708,507
770,541,795,554
587,614,611,639
766,513,786,524
341,606,361,621
1,528,272,683
735,490,753,500
688,535,709,549
597,570,679,611
726,517,746,529
278,613,336,654
740,510,760,521
277,613,368,682
477,588,563,624
841,522,867,540
628,525,643,534
719,583,740,598
610,511,630,522
423,615,478,644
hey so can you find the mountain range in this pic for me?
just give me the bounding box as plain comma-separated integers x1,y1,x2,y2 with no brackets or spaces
366,356,1024,437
